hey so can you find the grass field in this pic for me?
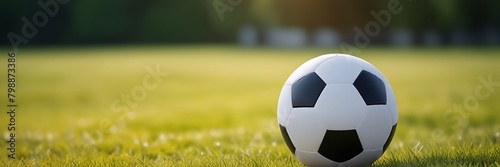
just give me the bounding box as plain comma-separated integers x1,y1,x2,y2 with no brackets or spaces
0,46,499,166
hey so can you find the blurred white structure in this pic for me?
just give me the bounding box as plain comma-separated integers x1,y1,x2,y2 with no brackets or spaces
236,25,498,48
312,28,341,48
238,24,258,47
484,27,500,45
450,29,468,45
422,30,441,47
389,28,414,47
264,27,307,48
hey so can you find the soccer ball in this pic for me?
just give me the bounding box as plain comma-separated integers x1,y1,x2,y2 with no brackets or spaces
277,54,397,167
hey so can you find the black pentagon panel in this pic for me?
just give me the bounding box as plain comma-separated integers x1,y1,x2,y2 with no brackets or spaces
353,70,387,105
292,72,327,108
318,130,363,162
279,124,296,154
383,124,397,152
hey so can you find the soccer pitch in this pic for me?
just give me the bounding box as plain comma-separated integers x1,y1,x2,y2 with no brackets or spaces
0,46,499,166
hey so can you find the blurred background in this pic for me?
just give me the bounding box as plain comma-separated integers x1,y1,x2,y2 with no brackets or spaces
2,0,500,47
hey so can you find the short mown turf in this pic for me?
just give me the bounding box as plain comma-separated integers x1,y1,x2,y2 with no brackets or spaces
1,46,499,166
